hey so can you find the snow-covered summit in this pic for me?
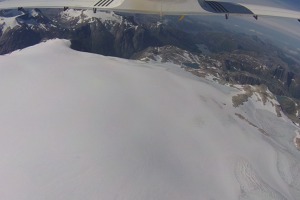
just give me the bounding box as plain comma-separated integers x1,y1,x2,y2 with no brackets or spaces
59,9,123,25
0,8,55,33
0,39,300,200
0,15,20,33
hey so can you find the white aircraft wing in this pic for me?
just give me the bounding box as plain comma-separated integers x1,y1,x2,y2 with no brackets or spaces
199,1,300,20
0,0,123,10
0,0,299,21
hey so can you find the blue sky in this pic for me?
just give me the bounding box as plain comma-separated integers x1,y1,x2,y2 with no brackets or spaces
229,0,300,10
271,0,300,9
200,0,300,53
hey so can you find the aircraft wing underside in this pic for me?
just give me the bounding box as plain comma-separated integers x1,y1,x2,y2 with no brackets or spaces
0,0,299,21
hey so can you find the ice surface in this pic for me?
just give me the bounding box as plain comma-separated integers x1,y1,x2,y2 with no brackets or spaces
0,39,299,200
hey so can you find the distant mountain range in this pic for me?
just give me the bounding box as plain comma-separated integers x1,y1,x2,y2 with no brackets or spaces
0,8,299,122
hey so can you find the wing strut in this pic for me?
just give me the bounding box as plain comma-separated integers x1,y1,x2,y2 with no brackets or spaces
160,0,163,18
225,13,229,20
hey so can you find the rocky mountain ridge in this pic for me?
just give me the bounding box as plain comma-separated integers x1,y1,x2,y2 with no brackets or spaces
133,45,300,122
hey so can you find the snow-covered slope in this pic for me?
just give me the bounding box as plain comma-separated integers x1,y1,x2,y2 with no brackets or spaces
0,15,20,33
0,39,300,200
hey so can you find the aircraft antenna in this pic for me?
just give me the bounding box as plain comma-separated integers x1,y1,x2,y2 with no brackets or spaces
160,0,163,21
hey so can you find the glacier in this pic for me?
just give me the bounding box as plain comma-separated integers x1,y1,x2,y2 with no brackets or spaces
0,39,299,200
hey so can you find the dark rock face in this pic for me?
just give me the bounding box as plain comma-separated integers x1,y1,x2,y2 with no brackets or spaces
230,73,262,85
289,78,300,99
69,19,200,58
113,23,138,58
70,21,147,58
71,21,115,56
287,72,295,87
0,27,41,54
273,66,285,80
271,66,300,97
273,66,295,87
214,53,299,99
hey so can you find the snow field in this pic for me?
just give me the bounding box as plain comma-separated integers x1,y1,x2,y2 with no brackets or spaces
0,39,299,200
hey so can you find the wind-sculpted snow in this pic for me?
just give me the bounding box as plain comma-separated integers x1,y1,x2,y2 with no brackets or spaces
0,39,300,200
235,158,289,200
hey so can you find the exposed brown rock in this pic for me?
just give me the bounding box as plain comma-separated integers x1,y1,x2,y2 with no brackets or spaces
235,113,269,136
295,137,300,151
